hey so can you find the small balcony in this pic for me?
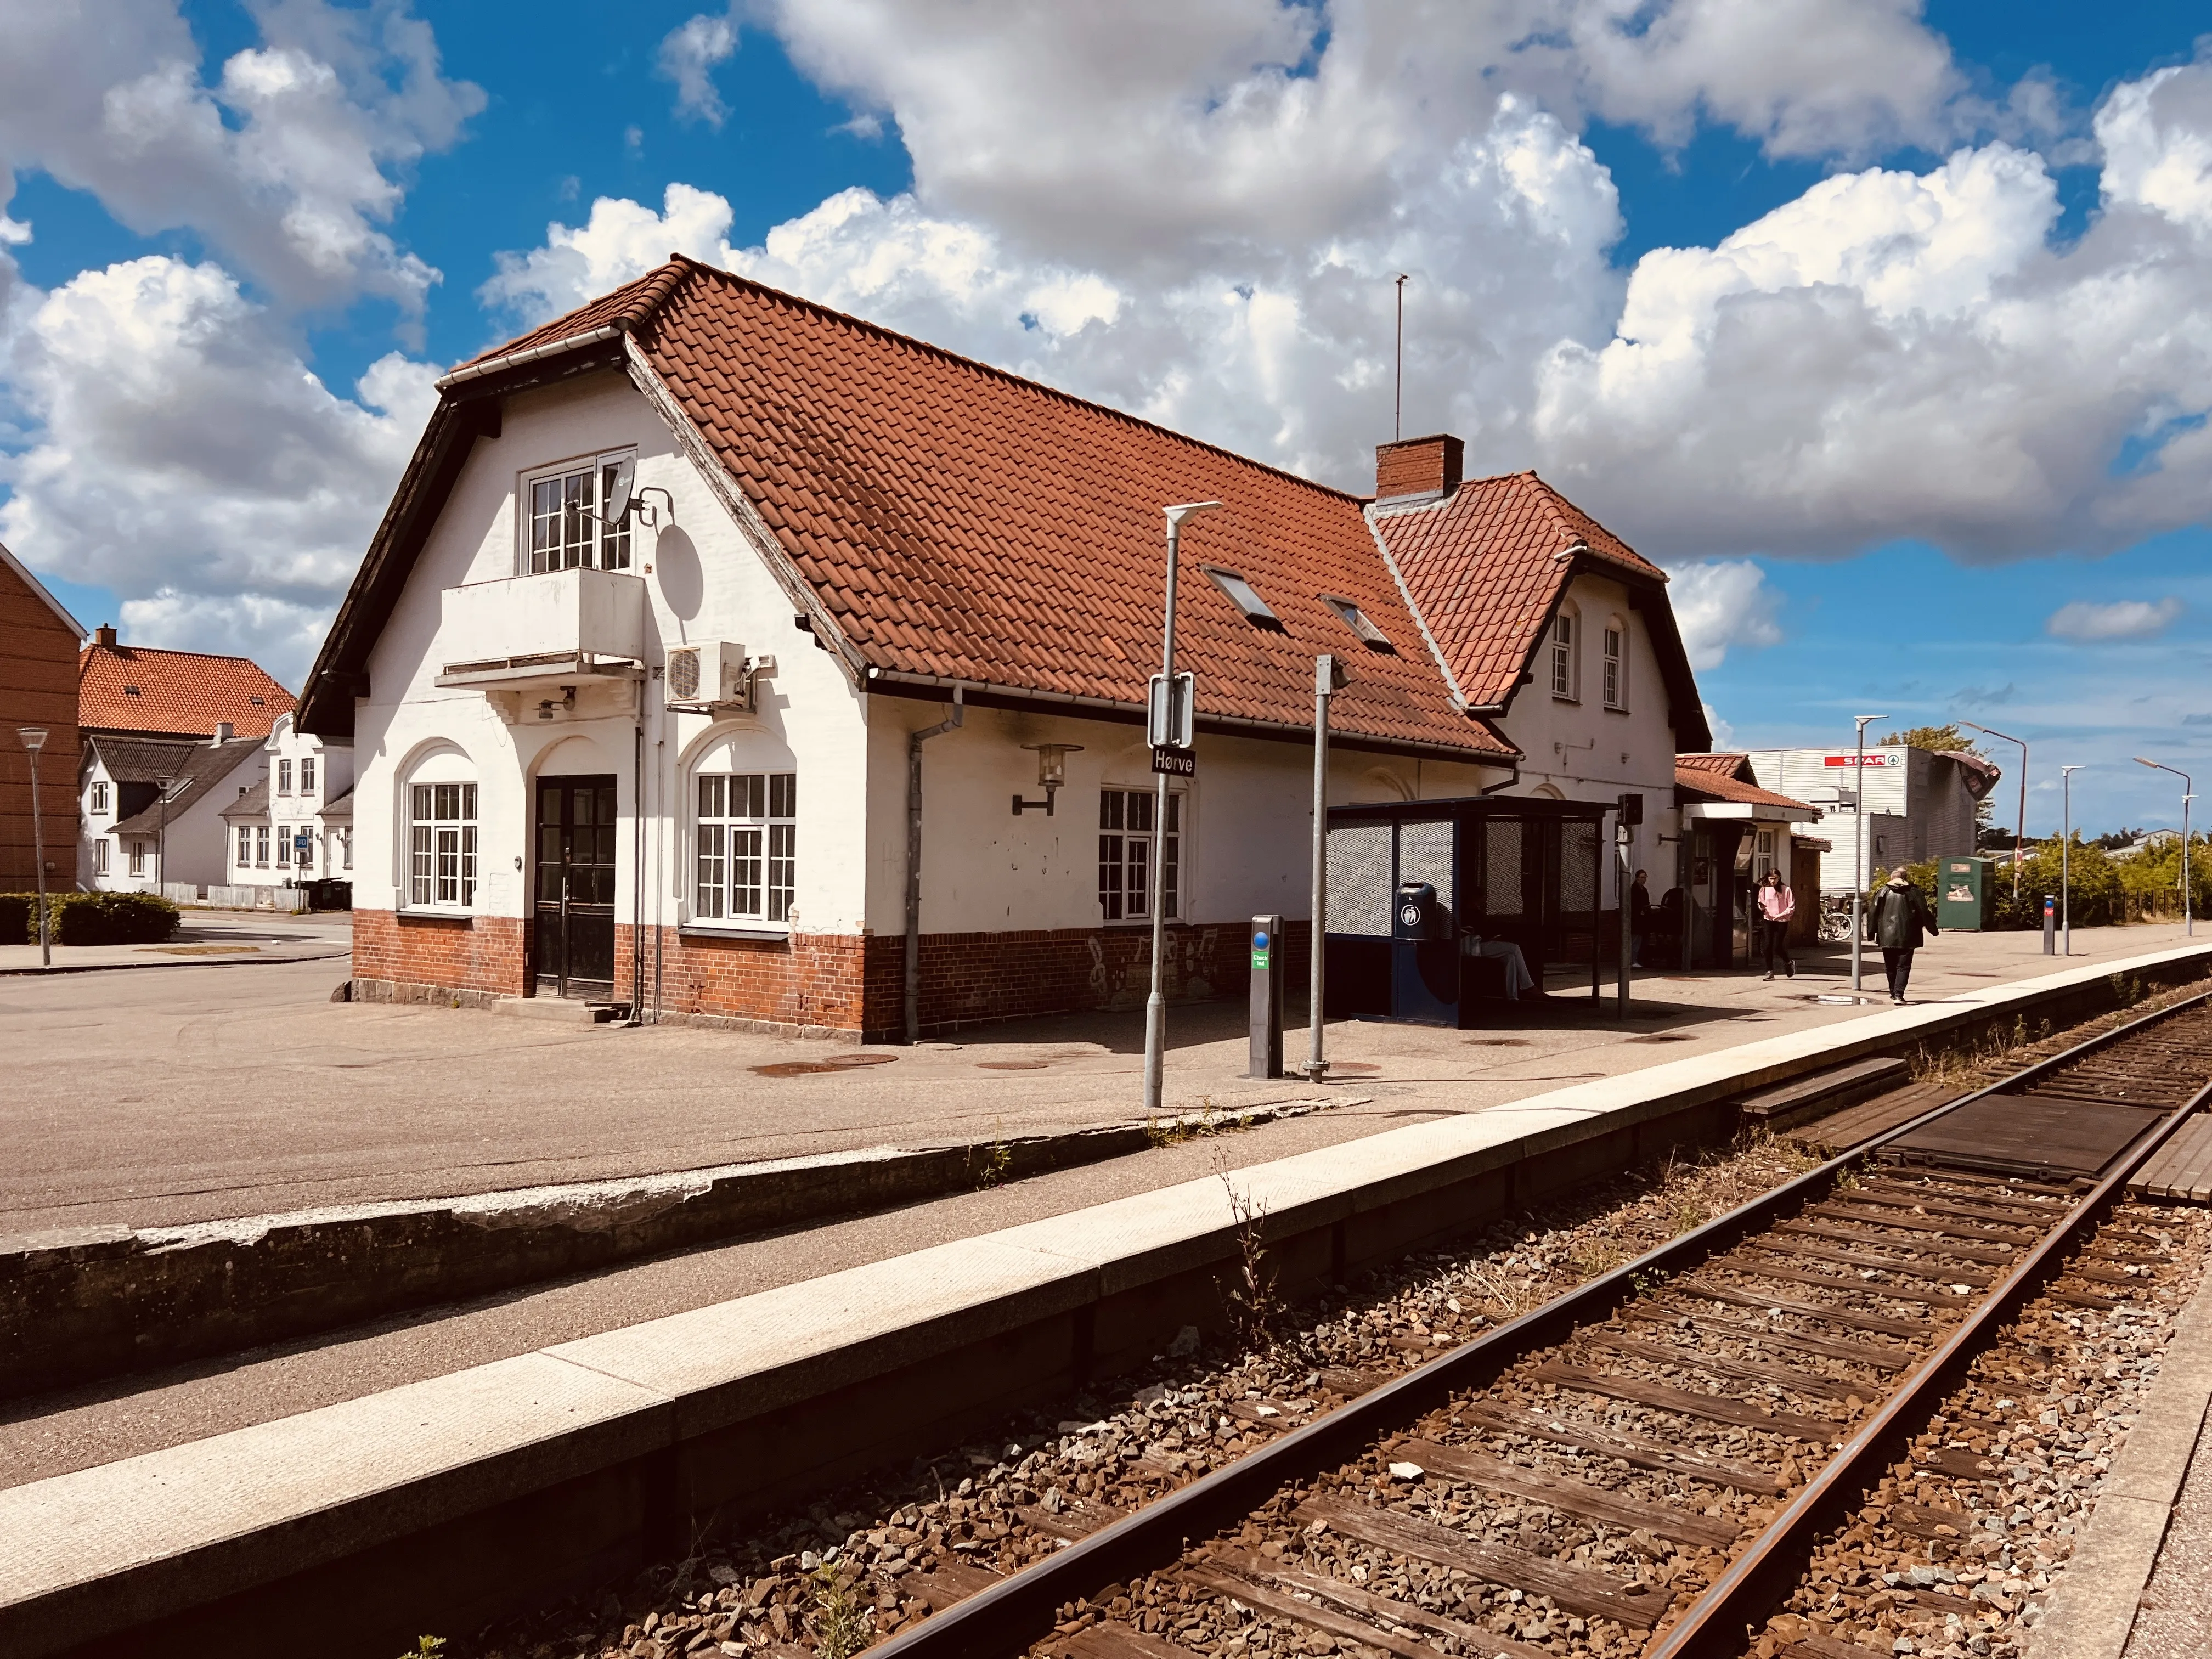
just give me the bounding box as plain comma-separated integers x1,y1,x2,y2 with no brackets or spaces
435,567,647,690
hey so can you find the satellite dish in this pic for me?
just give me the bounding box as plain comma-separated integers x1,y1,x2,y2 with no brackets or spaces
604,456,637,524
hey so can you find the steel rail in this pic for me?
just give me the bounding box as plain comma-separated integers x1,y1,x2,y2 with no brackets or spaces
868,990,2212,1658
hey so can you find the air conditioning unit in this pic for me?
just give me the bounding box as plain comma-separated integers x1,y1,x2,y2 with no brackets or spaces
666,641,752,708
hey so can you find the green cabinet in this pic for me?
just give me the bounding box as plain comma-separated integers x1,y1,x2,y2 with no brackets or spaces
1937,856,1991,931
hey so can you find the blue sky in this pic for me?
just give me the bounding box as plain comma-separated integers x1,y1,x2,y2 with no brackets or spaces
3,1,2210,834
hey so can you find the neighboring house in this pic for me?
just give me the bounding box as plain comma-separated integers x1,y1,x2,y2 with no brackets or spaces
1741,744,1999,893
217,713,355,902
80,727,267,894
1673,754,1824,964
78,624,293,741
1,541,86,893
297,257,1712,1037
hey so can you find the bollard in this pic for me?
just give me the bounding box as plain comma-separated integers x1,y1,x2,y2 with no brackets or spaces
1249,913,1284,1079
2042,894,2057,955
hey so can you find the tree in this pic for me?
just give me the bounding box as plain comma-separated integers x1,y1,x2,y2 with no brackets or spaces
1880,724,1996,829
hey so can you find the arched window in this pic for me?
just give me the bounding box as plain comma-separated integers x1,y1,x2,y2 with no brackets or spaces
1602,615,1628,710
690,731,798,926
1549,605,1579,702
403,748,477,910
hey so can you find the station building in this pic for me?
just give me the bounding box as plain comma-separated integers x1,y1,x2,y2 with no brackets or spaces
301,258,1716,1037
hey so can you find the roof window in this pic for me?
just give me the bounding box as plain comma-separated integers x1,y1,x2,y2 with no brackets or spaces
1323,596,1395,652
1201,567,1281,630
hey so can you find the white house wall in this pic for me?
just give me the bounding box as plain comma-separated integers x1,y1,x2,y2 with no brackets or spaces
354,370,873,941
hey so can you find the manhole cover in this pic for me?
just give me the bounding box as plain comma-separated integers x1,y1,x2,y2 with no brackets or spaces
978,1060,1049,1070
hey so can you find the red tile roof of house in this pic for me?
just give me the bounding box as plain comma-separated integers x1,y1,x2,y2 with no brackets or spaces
307,259,1706,758
1369,470,1671,710
1674,753,1820,815
79,642,294,738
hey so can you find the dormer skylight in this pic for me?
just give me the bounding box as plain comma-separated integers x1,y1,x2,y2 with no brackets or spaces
1323,596,1395,652
1202,567,1280,629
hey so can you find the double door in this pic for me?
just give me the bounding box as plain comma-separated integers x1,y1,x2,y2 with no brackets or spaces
534,775,618,999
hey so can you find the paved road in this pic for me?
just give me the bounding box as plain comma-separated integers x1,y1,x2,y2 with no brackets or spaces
0,909,351,974
1,923,2196,1235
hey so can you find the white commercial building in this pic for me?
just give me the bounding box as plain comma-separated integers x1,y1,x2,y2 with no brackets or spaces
1741,745,1999,893
218,713,356,905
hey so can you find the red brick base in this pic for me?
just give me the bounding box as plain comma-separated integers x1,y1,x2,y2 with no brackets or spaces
350,913,1312,1042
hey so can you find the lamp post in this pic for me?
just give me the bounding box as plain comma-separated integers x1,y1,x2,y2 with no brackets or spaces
2135,758,2193,936
1305,655,1347,1083
16,726,49,969
1959,720,2027,899
1143,500,1221,1116
2060,765,2083,956
155,774,178,900
1850,714,1887,994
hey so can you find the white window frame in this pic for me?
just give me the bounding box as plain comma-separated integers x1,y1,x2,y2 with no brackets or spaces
255,825,269,867
301,757,316,795
277,760,292,795
95,838,110,876
1602,617,1627,711
408,782,479,910
275,823,291,867
522,450,637,575
236,825,252,870
340,827,353,871
128,840,146,877
693,771,797,926
1098,786,1184,923
91,781,109,814
1549,607,1579,702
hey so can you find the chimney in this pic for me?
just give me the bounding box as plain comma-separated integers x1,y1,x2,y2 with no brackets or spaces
211,720,234,747
1374,434,1464,504
95,623,117,648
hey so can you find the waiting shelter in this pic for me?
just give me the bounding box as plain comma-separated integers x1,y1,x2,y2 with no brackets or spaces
1324,796,1613,1026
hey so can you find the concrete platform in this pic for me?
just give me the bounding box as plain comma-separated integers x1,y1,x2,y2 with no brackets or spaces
2,921,2198,1236
2,936,2205,1659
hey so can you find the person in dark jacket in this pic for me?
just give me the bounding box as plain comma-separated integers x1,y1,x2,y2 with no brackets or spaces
1869,867,1939,1005
1629,868,1652,968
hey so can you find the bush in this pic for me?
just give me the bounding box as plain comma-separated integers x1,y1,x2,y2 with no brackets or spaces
0,894,30,945
49,891,182,945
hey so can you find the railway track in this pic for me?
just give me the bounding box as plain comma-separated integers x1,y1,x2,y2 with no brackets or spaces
864,992,2212,1659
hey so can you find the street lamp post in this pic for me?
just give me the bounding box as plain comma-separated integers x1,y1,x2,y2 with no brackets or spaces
155,774,178,900
1959,721,2027,899
2061,765,2083,956
1851,714,1887,994
1304,655,1345,1083
16,726,49,969
1143,500,1221,1116
2135,758,2194,936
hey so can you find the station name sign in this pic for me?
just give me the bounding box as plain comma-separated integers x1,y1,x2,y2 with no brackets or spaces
1150,744,1196,777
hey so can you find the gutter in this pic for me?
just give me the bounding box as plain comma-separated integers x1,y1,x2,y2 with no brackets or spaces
434,325,625,392
861,667,1519,769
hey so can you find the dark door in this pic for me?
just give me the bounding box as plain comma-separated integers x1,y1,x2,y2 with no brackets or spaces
534,774,618,998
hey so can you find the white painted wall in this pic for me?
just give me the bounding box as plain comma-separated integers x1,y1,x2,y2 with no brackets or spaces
353,371,872,944
1491,573,1688,902
1743,747,1982,891
80,745,266,894
860,699,1506,938
244,713,358,885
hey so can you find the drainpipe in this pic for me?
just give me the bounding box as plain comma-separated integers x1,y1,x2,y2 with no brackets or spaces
904,688,964,1043
628,713,646,1025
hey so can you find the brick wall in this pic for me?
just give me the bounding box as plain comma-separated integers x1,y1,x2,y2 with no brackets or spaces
352,911,1312,1042
0,562,81,893
353,910,528,998
1373,434,1464,502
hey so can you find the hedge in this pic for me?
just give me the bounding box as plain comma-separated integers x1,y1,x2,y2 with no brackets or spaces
1,891,182,946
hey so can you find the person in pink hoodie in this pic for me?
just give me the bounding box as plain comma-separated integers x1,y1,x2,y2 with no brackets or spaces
1756,867,1796,979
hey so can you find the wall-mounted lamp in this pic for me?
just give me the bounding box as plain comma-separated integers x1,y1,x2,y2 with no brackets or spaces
1013,743,1084,816
536,686,577,721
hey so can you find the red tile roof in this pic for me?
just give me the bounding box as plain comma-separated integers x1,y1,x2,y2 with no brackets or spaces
1369,471,1667,710
1674,754,1819,815
591,259,1509,758
79,643,294,738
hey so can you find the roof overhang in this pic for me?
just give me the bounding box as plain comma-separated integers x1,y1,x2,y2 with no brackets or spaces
1680,800,1821,823
434,652,644,691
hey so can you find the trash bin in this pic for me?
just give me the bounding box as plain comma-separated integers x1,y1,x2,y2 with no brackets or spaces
1937,856,1991,932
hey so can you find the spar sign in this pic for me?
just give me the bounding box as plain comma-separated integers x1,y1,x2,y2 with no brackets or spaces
1824,752,1905,768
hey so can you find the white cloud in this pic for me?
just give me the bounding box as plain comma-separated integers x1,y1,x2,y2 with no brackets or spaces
659,11,740,128
0,255,434,685
480,184,740,324
2046,596,2186,642
1661,559,1785,669
0,0,480,314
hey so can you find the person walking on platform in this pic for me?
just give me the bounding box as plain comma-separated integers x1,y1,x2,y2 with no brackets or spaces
1869,867,1939,1005
1630,868,1652,968
1756,868,1796,979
